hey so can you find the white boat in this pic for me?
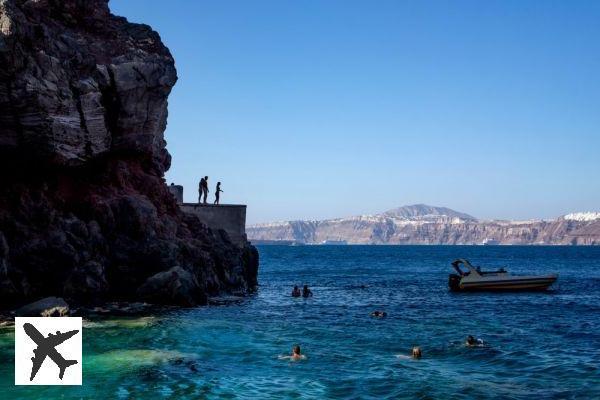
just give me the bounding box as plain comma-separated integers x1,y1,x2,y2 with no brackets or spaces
320,240,347,245
448,259,558,292
481,238,500,245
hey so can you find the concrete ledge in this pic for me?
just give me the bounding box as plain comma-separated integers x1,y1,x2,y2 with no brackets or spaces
182,203,246,208
181,203,247,246
168,184,183,204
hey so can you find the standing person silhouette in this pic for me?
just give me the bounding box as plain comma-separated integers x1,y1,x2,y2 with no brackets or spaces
198,177,205,203
202,176,209,204
214,182,223,205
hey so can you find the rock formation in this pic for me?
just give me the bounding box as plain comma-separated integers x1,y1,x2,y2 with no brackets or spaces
0,0,258,307
248,204,600,245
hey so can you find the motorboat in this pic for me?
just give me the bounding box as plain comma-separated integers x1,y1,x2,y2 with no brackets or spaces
448,259,557,292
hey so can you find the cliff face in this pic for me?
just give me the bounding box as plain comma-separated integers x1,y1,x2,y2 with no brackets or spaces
0,0,258,307
248,205,600,245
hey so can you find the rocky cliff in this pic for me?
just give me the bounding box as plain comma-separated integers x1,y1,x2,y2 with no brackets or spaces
0,0,258,308
248,204,600,245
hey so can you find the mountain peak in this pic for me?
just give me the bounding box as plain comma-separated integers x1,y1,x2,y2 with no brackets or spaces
383,204,477,221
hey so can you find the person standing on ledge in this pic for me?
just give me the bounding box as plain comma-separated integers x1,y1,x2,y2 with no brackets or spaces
214,182,223,205
198,177,205,203
202,176,209,204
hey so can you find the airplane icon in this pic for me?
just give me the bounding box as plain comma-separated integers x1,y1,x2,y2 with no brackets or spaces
23,322,79,381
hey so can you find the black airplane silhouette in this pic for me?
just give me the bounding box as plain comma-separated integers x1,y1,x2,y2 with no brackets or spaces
23,322,79,381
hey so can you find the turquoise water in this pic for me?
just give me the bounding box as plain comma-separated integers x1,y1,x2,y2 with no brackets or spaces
1,246,599,399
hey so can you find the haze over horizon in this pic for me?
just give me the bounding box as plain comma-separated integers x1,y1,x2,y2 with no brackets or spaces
112,0,600,225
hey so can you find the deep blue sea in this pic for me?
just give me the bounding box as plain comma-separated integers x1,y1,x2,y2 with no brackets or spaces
1,246,599,399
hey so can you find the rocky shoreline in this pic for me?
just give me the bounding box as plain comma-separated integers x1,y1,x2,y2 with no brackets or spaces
0,295,252,327
0,0,258,310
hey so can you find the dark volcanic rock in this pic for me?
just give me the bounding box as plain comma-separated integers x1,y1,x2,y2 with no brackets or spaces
16,296,70,317
0,0,258,308
136,266,204,307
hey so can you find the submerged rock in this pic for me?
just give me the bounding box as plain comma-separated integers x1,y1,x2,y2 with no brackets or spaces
0,0,258,308
15,297,70,317
75,302,159,317
83,316,157,329
91,349,194,370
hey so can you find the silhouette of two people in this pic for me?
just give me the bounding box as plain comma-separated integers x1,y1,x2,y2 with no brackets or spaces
291,285,313,298
199,176,224,204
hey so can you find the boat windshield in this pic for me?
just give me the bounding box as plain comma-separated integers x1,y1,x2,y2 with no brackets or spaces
451,259,477,276
451,259,507,276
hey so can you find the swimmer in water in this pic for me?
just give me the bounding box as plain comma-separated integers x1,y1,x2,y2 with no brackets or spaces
279,345,306,361
302,285,313,298
412,346,422,359
291,285,301,297
371,310,387,318
465,335,484,347
396,346,422,360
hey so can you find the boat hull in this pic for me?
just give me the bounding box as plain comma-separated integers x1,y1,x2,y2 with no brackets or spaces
451,275,558,292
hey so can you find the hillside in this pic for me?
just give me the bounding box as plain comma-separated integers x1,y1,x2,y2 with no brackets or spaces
248,205,600,245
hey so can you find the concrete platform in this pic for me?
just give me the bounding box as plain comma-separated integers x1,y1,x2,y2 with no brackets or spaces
181,203,247,246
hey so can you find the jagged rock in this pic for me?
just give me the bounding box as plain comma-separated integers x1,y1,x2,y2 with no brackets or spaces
0,0,177,167
16,297,70,317
64,261,109,302
136,266,205,307
0,0,259,308
0,231,17,300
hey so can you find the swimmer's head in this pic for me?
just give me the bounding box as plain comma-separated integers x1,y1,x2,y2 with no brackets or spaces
412,347,422,359
466,335,476,345
293,345,301,355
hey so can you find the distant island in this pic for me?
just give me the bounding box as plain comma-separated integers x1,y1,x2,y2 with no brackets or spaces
248,204,600,245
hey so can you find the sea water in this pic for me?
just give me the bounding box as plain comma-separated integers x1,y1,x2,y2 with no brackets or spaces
1,246,599,399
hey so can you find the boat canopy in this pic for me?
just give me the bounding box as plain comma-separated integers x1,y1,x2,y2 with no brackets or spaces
451,259,478,276
451,259,507,276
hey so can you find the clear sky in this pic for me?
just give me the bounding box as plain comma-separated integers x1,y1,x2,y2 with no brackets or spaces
111,0,599,224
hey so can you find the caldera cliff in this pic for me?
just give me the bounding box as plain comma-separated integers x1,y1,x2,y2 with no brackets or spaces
248,205,600,245
0,0,258,308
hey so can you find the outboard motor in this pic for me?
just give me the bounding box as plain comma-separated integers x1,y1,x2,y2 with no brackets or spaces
448,274,461,291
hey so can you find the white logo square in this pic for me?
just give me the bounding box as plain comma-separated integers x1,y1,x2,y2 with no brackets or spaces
14,317,82,385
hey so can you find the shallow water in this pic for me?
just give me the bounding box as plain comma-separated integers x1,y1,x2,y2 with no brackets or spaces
1,246,599,399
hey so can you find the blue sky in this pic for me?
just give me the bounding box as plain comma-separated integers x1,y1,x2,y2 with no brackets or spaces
112,0,599,224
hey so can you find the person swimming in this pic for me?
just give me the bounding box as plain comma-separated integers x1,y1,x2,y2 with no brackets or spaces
465,335,484,347
279,345,306,361
412,346,422,359
291,285,301,297
302,285,313,298
395,346,422,360
371,310,387,318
